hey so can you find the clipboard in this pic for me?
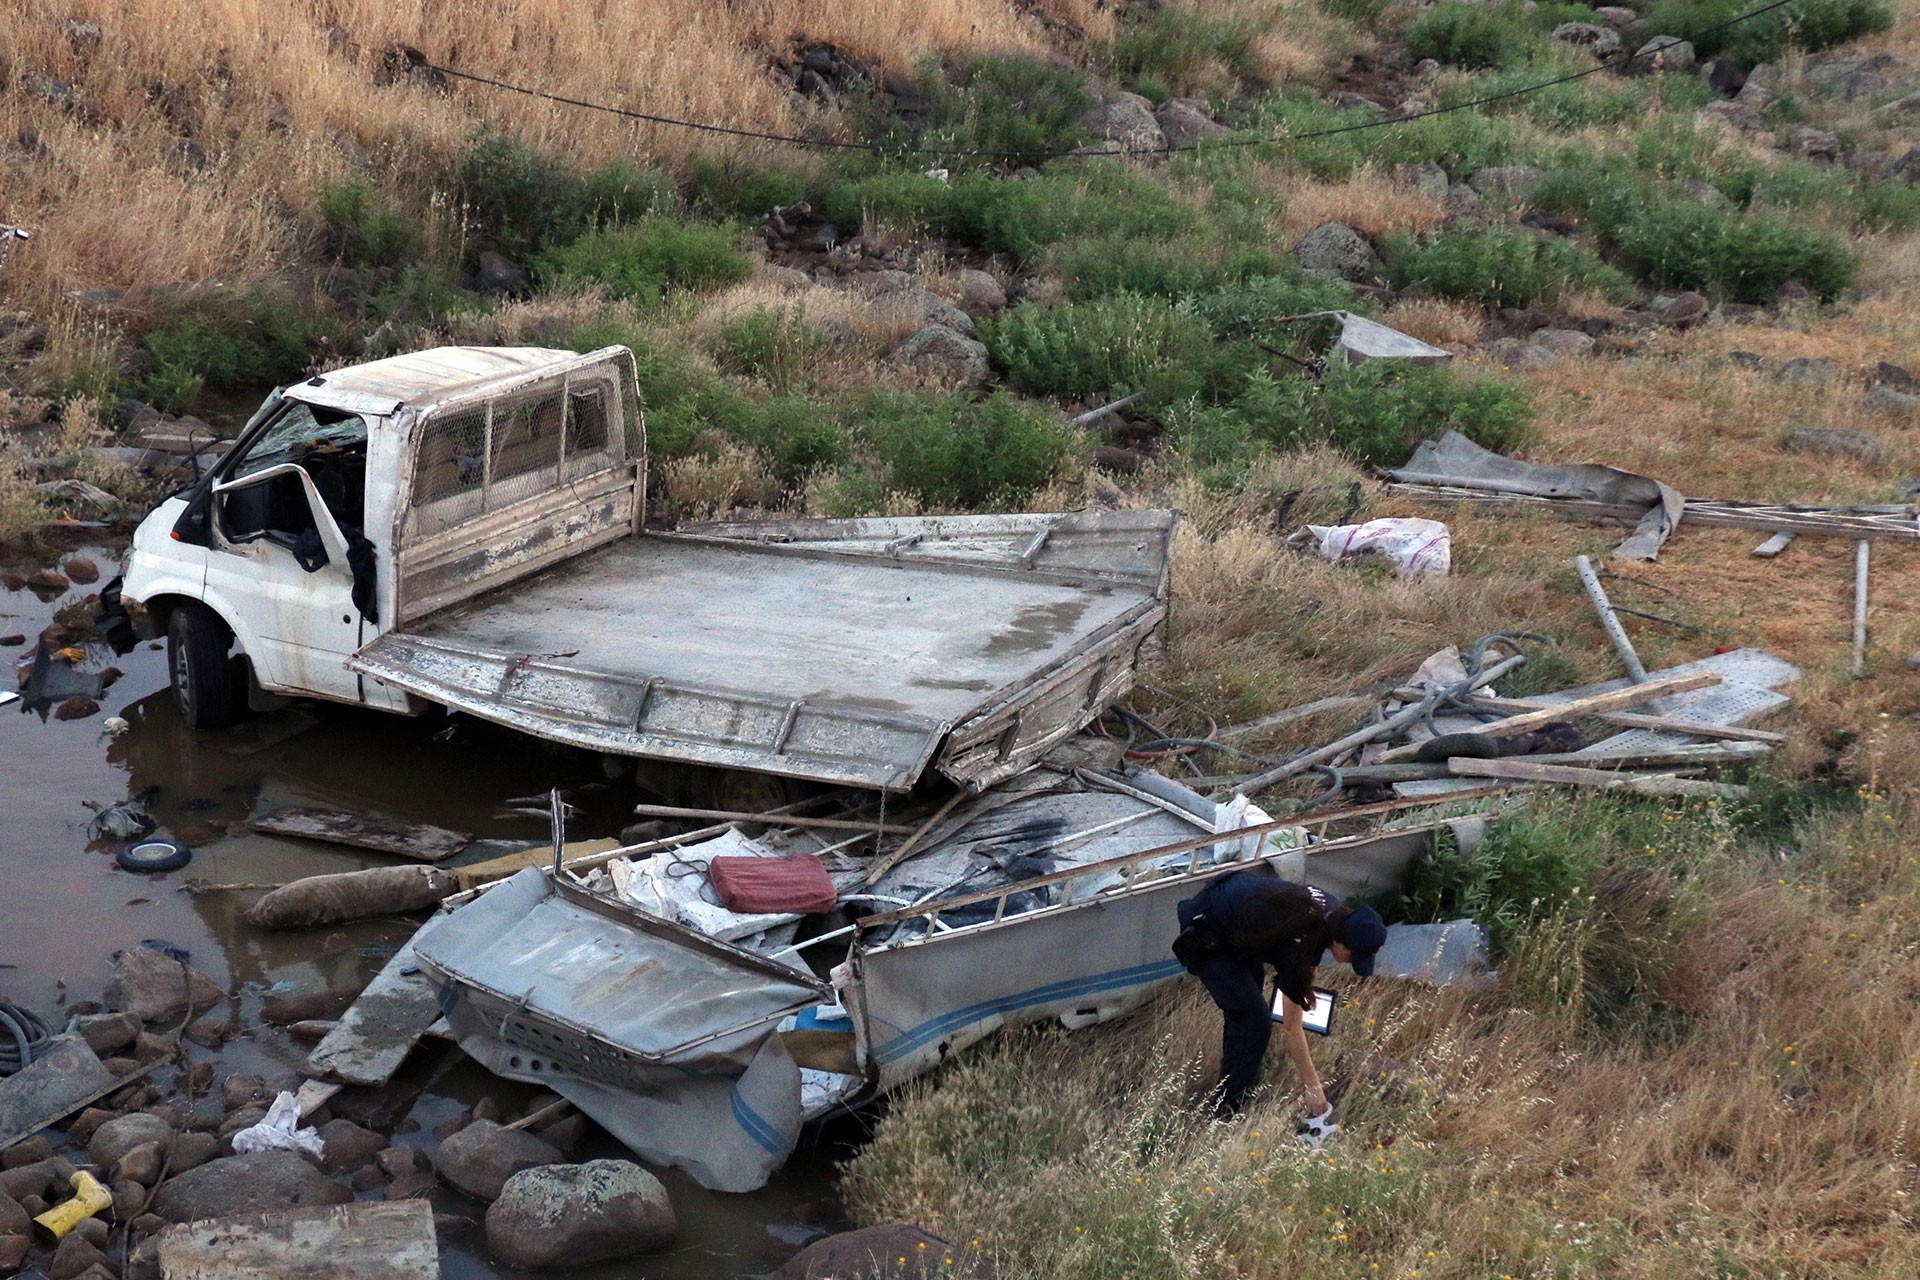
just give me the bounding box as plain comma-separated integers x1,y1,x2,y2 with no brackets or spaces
1271,986,1337,1036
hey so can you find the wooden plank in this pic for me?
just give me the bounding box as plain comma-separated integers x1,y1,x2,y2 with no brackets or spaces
292,1080,342,1121
305,938,441,1087
1462,697,1785,743
1752,531,1795,557
0,1036,115,1151
1446,757,1748,799
158,1200,438,1280
630,803,911,836
1374,670,1722,762
453,837,622,893
250,808,471,863
1386,484,1919,539
1341,740,1768,783
1217,695,1372,743
863,789,968,887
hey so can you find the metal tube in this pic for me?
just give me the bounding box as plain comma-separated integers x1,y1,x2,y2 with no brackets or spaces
1574,555,1651,685
1853,539,1870,675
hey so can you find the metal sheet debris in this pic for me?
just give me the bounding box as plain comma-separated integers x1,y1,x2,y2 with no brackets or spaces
0,1036,114,1151
249,808,471,862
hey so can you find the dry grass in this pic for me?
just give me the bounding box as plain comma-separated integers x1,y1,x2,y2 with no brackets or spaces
1377,298,1485,348
1264,167,1448,244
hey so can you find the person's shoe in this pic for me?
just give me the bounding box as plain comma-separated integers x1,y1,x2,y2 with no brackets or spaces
1295,1103,1338,1148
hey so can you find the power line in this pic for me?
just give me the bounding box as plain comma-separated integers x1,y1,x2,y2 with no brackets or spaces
422,0,1806,164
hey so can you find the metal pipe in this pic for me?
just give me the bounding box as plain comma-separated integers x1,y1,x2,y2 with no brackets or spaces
1853,539,1870,675
1574,555,1651,685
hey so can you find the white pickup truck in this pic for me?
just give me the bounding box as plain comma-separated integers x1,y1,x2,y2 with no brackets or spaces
122,346,1176,793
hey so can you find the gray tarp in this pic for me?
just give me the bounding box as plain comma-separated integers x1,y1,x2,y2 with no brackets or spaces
1389,430,1686,560
412,869,822,1192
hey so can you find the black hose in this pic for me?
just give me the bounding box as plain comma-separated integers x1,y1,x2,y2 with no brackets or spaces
0,1003,53,1076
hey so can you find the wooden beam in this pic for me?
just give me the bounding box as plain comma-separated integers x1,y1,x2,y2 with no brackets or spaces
629,804,912,836
1446,757,1748,799
1374,670,1722,762
1217,695,1372,743
1752,531,1795,557
1461,696,1784,743
862,789,969,887
1339,740,1768,783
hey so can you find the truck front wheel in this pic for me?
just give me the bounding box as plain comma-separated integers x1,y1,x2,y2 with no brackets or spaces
167,603,239,729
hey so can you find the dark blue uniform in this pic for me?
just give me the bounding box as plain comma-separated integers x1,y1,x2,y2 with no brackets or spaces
1174,871,1339,1110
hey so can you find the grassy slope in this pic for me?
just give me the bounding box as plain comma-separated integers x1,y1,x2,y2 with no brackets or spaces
6,1,1920,1274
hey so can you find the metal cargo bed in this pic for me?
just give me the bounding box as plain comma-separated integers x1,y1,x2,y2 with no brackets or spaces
350,510,1176,791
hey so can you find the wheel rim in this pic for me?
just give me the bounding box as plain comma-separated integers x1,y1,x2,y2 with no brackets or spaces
172,631,193,718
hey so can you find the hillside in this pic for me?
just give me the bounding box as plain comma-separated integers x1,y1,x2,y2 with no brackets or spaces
5,0,1920,1275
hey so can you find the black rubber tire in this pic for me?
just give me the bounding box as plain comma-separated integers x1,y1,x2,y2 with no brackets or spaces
116,839,193,873
167,602,238,729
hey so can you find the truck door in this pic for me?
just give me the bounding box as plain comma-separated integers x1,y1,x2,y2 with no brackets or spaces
203,400,374,704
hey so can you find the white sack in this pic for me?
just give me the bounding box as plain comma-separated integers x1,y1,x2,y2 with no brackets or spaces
1304,517,1451,577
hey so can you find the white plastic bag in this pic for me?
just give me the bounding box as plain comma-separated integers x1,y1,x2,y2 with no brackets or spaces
1302,517,1451,577
229,1090,325,1159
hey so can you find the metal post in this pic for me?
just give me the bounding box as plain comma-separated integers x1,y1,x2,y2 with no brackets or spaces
1853,540,1870,675
1574,555,1651,686
550,787,565,876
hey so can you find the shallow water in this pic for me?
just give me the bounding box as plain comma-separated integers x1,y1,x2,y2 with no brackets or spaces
1,542,849,1277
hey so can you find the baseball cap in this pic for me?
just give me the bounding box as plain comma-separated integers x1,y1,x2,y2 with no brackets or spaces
1337,906,1387,977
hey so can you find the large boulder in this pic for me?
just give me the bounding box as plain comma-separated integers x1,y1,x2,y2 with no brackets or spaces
944,268,1006,318
884,324,991,388
71,1012,140,1056
1466,165,1546,201
1636,36,1696,74
772,1224,994,1279
104,945,223,1023
1551,22,1622,58
433,1119,564,1202
1290,221,1378,282
1077,92,1164,153
89,1113,175,1170
1781,426,1881,463
1154,99,1228,149
150,1152,353,1224
485,1160,676,1268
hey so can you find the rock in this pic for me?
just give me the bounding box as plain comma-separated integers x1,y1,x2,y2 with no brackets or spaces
1486,338,1554,369
317,1119,387,1174
219,1074,269,1112
1695,100,1763,132
132,1031,177,1063
61,557,101,585
1702,56,1746,95
2,1137,52,1170
91,1113,175,1170
116,1140,167,1187
1728,351,1768,370
75,1216,110,1249
771,1224,992,1279
1791,127,1840,163
1636,36,1696,74
1881,146,1920,183
884,325,991,389
1651,291,1709,325
1466,165,1545,201
1154,100,1228,149
48,1233,106,1280
485,1160,676,1268
1533,328,1596,356
112,1177,147,1218
376,1146,428,1178
1775,356,1831,384
54,695,100,720
1873,361,1920,393
384,1169,438,1201
0,1235,28,1272
1774,281,1813,306
1734,76,1775,110
66,1109,117,1147
537,1114,587,1152
259,989,358,1025
1091,445,1147,474
1860,386,1919,415
948,268,1006,317
433,1119,565,1202
1807,51,1898,101
1290,221,1378,281
151,1152,353,1223
72,1013,141,1056
1077,93,1165,154
0,1189,28,1235
1781,426,1880,463
104,945,223,1023
165,1131,219,1174
473,251,530,297
1877,91,1920,119
1391,162,1449,199
1552,22,1622,58
26,569,70,592
350,1164,388,1192
1595,6,1639,28
1680,178,1731,208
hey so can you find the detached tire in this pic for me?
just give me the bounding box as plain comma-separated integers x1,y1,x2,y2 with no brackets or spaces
117,839,193,873
168,603,238,729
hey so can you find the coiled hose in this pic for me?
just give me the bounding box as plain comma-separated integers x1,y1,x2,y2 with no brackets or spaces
0,1002,54,1076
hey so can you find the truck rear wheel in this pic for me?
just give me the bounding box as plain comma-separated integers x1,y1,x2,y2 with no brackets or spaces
168,603,239,729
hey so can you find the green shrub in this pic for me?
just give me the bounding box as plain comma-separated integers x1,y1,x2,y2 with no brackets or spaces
1608,203,1856,301
1251,360,1534,464
983,295,1210,400
1187,272,1360,340
725,395,849,483
1109,7,1266,93
684,156,809,220
856,390,1074,506
870,54,1091,162
365,265,484,332
143,293,358,413
711,305,831,392
1639,0,1892,65
1400,806,1602,947
1052,233,1283,301
315,176,423,269
1405,3,1540,68
1385,228,1635,308
534,218,752,301
451,127,671,257
1450,51,1717,129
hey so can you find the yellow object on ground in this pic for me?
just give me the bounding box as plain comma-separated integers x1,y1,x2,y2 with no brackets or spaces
34,1170,112,1241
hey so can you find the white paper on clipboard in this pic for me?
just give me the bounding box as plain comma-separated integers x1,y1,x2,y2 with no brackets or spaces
1271,986,1337,1036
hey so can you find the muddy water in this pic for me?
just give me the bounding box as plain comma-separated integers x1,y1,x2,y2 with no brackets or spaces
2,544,848,1278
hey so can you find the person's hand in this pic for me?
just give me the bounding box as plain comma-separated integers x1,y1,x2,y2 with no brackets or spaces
1300,1084,1328,1116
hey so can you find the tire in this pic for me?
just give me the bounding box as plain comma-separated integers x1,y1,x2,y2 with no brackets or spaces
167,603,238,729
117,839,193,873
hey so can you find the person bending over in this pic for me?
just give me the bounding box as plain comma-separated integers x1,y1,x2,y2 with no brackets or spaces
1172,869,1386,1119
